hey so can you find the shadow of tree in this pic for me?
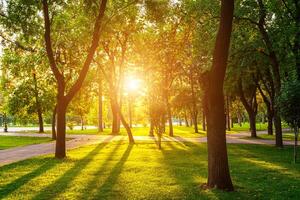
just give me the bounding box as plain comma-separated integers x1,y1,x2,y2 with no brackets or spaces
32,137,113,200
206,144,300,199
93,144,133,199
160,142,208,199
0,158,59,199
78,140,124,199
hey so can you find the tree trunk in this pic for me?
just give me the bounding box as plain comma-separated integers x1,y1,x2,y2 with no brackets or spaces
202,110,206,131
149,119,154,136
294,126,298,163
249,112,257,138
117,102,134,143
33,72,44,133
190,114,193,127
190,74,199,133
52,105,57,140
111,100,119,134
37,109,44,133
81,115,84,130
129,96,133,128
111,92,134,142
165,94,173,137
274,111,283,147
205,0,234,191
3,113,8,132
193,111,199,133
184,110,189,127
267,107,273,135
226,96,231,131
117,99,122,133
55,98,67,159
98,77,103,132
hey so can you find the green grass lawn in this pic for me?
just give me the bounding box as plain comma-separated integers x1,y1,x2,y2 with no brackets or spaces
231,122,290,132
0,141,299,199
247,133,296,141
0,136,53,150
64,126,236,137
231,122,269,132
61,126,206,138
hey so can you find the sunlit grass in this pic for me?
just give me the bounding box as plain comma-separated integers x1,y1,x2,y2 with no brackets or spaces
0,142,299,199
66,126,206,138
0,136,53,150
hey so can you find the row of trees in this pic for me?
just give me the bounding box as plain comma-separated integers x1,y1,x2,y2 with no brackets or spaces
0,0,299,191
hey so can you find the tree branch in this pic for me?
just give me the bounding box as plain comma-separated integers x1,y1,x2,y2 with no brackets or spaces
42,0,64,87
66,0,108,103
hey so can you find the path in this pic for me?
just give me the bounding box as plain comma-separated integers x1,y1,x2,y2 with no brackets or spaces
0,131,294,167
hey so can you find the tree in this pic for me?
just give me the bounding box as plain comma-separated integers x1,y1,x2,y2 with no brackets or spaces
278,80,300,163
204,0,234,190
235,0,284,147
42,0,108,158
237,78,258,138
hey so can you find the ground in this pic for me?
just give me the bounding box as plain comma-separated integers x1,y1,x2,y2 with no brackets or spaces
0,124,298,199
0,136,52,150
245,133,296,141
0,141,299,200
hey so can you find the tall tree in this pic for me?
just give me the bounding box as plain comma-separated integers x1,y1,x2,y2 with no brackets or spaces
42,0,108,158
204,0,234,190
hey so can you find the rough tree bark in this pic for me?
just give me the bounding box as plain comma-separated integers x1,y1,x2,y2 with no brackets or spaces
42,0,108,158
205,0,234,191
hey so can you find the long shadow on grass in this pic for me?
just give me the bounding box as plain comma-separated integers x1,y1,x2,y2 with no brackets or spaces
94,144,133,199
208,144,300,199
32,137,113,200
0,158,59,199
78,140,123,199
160,142,208,199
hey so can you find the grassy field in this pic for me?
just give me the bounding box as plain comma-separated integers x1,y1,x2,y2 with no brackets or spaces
63,126,207,138
64,124,250,136
230,122,290,132
247,133,296,141
0,136,53,150
12,122,290,138
0,141,299,199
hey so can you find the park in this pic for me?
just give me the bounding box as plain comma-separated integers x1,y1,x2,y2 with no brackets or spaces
0,0,300,199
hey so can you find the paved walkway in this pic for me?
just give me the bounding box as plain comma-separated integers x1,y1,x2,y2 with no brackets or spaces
0,131,294,167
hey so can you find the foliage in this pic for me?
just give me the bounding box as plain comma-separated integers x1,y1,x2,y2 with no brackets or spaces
277,80,300,127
